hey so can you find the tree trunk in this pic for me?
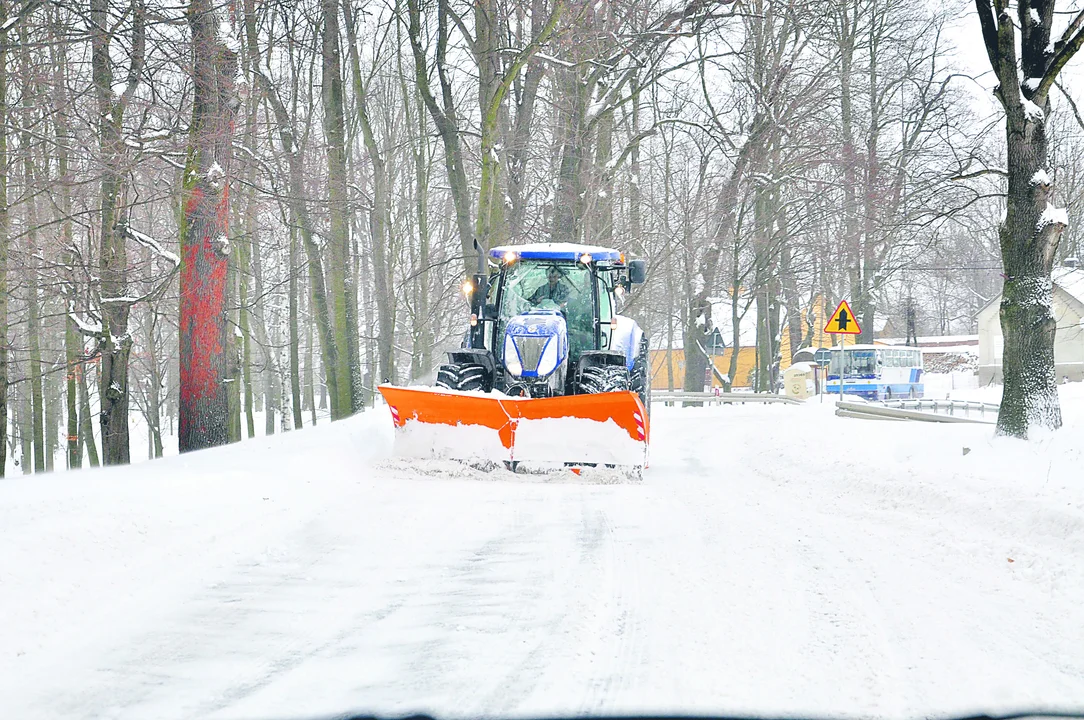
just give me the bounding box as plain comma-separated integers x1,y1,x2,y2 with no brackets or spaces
321,0,357,418
411,94,432,380
91,0,144,465
628,74,642,253
306,294,317,424
781,238,803,361
50,12,79,469
407,0,475,274
26,233,44,472
553,67,590,243
0,0,7,477
343,1,394,388
228,199,245,443
504,0,546,242
21,52,45,473
179,0,239,452
289,219,303,429
20,382,30,474
78,361,99,467
590,110,615,245
147,315,164,459
998,107,1063,435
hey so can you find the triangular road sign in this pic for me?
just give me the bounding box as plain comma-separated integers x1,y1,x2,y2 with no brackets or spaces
824,299,861,335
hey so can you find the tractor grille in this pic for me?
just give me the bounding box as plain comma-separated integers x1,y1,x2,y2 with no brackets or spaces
513,336,547,373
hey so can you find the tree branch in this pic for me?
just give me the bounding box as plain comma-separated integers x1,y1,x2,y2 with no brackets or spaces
1038,18,1084,100
974,0,1000,73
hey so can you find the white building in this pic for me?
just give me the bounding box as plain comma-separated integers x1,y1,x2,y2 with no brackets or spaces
977,262,1084,384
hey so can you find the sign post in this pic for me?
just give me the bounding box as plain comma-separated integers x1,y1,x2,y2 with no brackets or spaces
823,299,861,402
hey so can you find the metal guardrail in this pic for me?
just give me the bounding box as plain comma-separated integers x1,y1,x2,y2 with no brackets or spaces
836,400,998,424
653,391,801,406
881,397,1000,418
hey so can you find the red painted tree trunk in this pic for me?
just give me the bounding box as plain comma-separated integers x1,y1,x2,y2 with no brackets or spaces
179,0,239,452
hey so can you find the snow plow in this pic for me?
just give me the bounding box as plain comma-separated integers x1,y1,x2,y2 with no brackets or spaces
378,242,651,473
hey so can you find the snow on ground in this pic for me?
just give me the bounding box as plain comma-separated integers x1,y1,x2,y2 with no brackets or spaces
2,386,1084,720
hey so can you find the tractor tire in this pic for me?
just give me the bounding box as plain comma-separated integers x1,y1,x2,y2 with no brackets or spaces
577,365,630,395
629,335,651,416
435,362,490,392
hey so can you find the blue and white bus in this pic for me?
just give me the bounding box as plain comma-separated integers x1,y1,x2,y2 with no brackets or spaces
819,345,924,401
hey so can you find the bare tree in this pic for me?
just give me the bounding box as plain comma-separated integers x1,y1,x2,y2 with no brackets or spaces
975,0,1084,436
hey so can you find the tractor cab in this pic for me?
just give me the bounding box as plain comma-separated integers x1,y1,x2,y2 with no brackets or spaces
445,242,648,402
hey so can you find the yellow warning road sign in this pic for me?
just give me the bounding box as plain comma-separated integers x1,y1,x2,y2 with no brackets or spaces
824,300,861,335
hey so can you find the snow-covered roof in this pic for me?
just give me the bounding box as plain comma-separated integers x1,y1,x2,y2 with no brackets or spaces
490,242,622,262
976,265,1084,318
877,335,979,347
1053,266,1084,307
921,345,979,355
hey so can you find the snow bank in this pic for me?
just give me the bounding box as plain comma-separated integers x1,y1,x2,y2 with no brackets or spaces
3,390,1084,719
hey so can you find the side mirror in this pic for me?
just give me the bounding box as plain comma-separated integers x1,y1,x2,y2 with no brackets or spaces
628,258,647,284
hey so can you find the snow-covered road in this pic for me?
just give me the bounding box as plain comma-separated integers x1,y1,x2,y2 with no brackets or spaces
3,398,1084,720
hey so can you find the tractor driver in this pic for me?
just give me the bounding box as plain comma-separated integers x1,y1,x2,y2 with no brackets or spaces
529,265,571,306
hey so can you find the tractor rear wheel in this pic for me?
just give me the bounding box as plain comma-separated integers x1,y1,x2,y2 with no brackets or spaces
577,365,630,394
629,336,651,416
435,362,490,392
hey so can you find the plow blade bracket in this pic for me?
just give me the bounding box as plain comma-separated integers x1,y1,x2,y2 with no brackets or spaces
378,386,649,467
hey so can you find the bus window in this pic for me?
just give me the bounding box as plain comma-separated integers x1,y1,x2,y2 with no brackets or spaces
852,350,876,375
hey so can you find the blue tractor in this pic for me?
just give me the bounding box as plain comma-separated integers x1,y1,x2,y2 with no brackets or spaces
435,243,651,409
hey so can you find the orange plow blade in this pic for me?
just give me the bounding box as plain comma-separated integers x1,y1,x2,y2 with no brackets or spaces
377,386,649,467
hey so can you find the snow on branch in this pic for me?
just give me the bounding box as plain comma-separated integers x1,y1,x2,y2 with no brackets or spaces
533,52,578,69
1023,96,1045,122
1038,202,1069,230
69,313,103,335
123,225,180,266
1031,169,1052,186
68,299,103,337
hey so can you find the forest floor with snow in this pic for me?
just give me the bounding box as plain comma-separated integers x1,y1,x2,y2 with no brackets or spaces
2,381,1083,720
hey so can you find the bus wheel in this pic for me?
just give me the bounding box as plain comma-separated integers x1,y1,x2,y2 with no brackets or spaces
885,388,893,400
909,386,917,399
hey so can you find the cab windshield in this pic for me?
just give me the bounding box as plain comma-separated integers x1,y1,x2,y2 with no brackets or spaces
497,260,595,359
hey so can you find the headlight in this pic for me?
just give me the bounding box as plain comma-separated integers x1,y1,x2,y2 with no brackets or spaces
536,337,560,377
504,335,522,376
